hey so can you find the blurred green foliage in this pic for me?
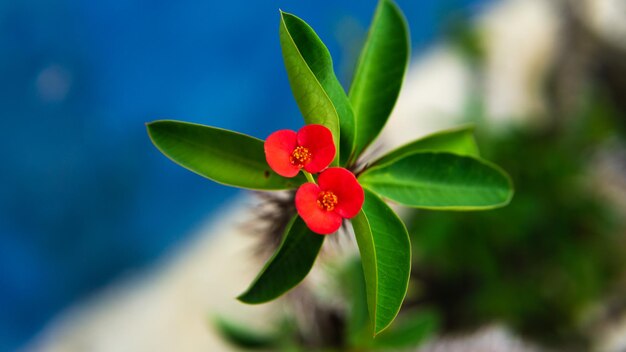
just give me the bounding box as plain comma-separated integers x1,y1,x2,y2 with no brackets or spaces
407,91,626,347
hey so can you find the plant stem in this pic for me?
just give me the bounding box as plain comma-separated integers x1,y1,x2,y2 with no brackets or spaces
303,171,316,184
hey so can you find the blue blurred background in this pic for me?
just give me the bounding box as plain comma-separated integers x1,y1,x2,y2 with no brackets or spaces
0,0,491,350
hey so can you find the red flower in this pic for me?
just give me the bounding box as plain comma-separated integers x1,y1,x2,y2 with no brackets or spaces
264,124,335,177
295,167,364,234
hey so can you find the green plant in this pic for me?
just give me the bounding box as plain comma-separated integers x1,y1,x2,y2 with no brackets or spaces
147,0,513,337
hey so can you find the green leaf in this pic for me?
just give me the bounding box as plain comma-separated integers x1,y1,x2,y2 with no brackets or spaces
238,216,324,304
352,189,411,335
349,0,409,161
279,11,355,165
213,316,282,349
341,257,371,346
371,309,440,348
372,125,479,167
359,152,513,210
147,120,304,190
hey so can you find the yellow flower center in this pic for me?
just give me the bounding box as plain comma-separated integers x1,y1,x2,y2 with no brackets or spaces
317,191,338,212
290,146,312,168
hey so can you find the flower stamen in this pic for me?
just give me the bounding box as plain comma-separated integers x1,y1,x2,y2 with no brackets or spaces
317,191,338,212
290,146,312,168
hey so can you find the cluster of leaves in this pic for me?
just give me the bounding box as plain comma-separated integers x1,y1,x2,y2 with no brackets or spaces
147,0,513,335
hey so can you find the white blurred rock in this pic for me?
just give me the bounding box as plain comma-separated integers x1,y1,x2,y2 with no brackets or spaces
418,326,543,352
578,0,626,50
480,0,559,128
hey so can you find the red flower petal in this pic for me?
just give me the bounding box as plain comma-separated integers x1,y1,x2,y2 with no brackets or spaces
296,182,343,234
297,124,335,173
264,129,300,177
318,167,364,218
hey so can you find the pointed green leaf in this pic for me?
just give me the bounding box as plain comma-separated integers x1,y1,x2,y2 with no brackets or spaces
349,0,409,160
238,216,324,304
359,152,513,210
341,257,371,346
371,309,440,348
213,316,282,349
372,125,479,167
279,11,355,165
352,189,411,335
147,120,304,190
